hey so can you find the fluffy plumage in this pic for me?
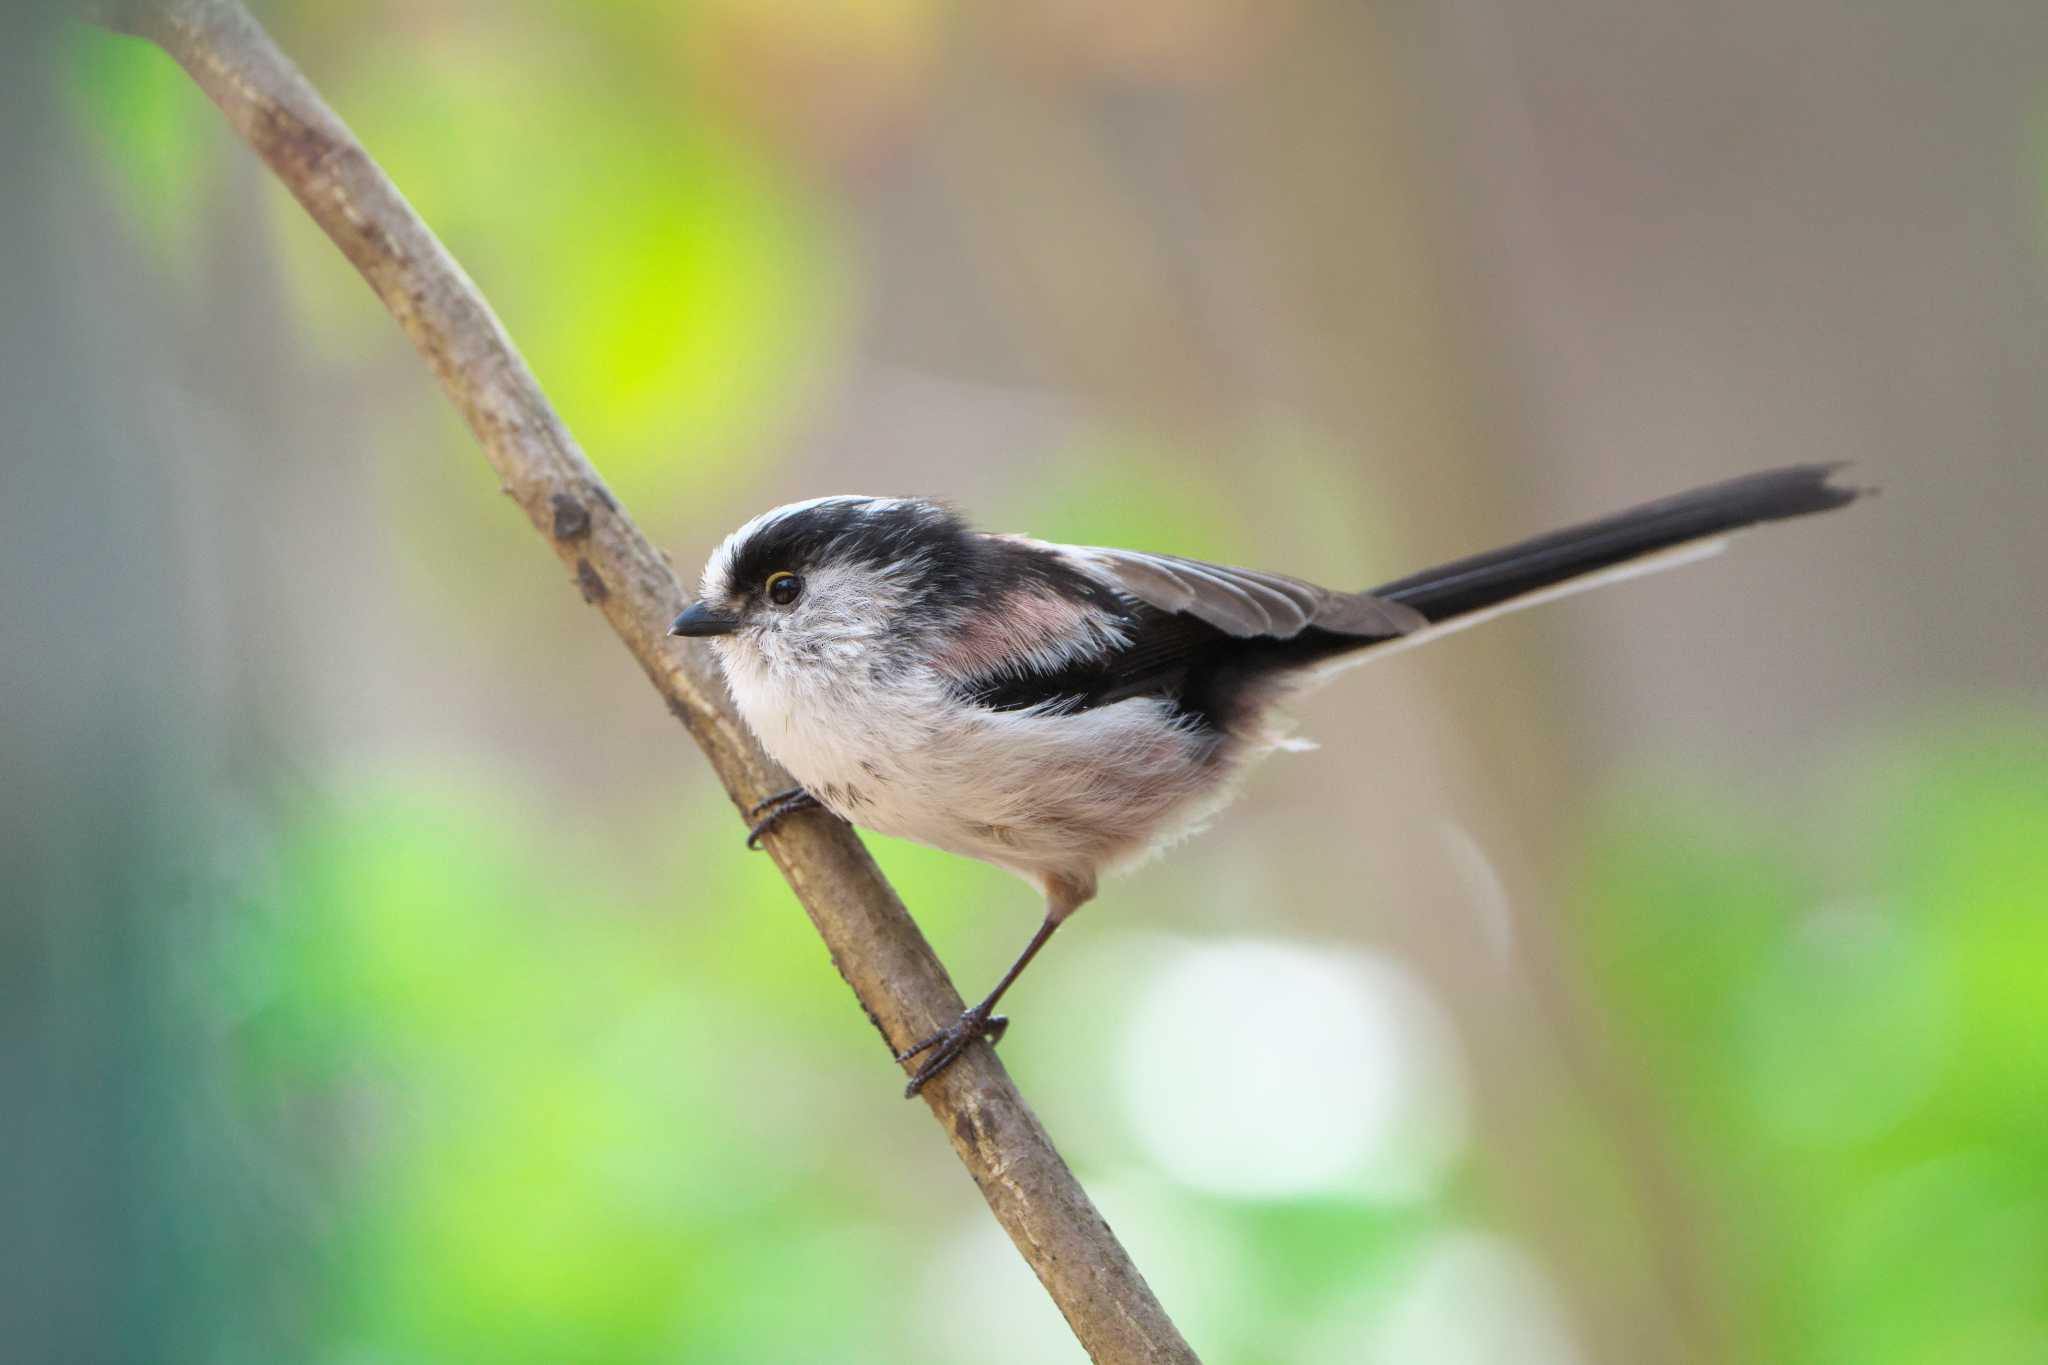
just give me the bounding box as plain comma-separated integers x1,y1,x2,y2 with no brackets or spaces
693,496,1421,899
676,465,1864,1094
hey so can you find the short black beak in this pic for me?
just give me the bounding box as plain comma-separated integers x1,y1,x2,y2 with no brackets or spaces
668,601,742,638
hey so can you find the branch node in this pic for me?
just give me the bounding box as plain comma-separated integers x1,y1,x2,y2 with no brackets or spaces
551,492,592,540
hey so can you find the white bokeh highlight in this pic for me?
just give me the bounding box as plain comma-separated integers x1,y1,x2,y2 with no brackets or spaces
1118,937,1469,1201
1298,1231,1585,1365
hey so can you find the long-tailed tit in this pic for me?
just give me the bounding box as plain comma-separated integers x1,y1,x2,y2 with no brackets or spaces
670,465,1863,1094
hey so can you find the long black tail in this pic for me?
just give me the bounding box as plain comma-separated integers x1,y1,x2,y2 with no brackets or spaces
1369,464,1864,626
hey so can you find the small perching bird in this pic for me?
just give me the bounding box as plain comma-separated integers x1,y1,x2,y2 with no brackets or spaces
671,465,1863,1094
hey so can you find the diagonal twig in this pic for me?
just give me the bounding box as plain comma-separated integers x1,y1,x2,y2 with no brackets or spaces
84,2,1198,1360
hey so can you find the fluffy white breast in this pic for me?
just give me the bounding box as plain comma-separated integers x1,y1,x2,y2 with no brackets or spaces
715,625,1263,889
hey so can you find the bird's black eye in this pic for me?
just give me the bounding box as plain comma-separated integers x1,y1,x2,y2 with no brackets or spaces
765,571,803,606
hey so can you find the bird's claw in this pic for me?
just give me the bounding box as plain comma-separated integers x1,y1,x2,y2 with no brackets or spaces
896,1006,1008,1097
744,787,821,849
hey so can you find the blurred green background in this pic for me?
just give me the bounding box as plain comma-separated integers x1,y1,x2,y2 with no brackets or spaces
6,1,2046,1362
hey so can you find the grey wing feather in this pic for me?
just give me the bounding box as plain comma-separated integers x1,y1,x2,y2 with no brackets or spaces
1059,546,1426,639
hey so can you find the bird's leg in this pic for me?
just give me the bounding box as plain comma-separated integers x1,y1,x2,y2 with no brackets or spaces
897,912,1063,1098
744,786,822,849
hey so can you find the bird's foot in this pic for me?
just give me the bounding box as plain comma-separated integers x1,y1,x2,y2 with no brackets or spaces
895,1005,1009,1097
745,787,822,849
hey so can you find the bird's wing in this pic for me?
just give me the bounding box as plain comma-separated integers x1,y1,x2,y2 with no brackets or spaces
946,599,1223,715
1054,545,1426,639
936,538,1422,717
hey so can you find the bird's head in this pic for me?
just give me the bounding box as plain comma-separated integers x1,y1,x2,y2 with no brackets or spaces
670,495,982,684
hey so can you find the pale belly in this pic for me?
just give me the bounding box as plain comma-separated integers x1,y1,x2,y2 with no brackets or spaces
736,680,1238,883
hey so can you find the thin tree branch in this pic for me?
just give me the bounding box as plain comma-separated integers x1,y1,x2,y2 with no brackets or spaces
86,2,1198,1360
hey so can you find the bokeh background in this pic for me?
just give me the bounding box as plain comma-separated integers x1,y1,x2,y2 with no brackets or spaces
7,1,2047,1361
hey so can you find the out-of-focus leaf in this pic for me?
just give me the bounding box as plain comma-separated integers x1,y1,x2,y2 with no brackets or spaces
1575,723,2048,1365
240,781,866,1361
267,40,846,510
60,29,216,265
1815,1150,2048,1365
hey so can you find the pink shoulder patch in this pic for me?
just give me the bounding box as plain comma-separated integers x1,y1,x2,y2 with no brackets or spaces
934,586,1105,681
